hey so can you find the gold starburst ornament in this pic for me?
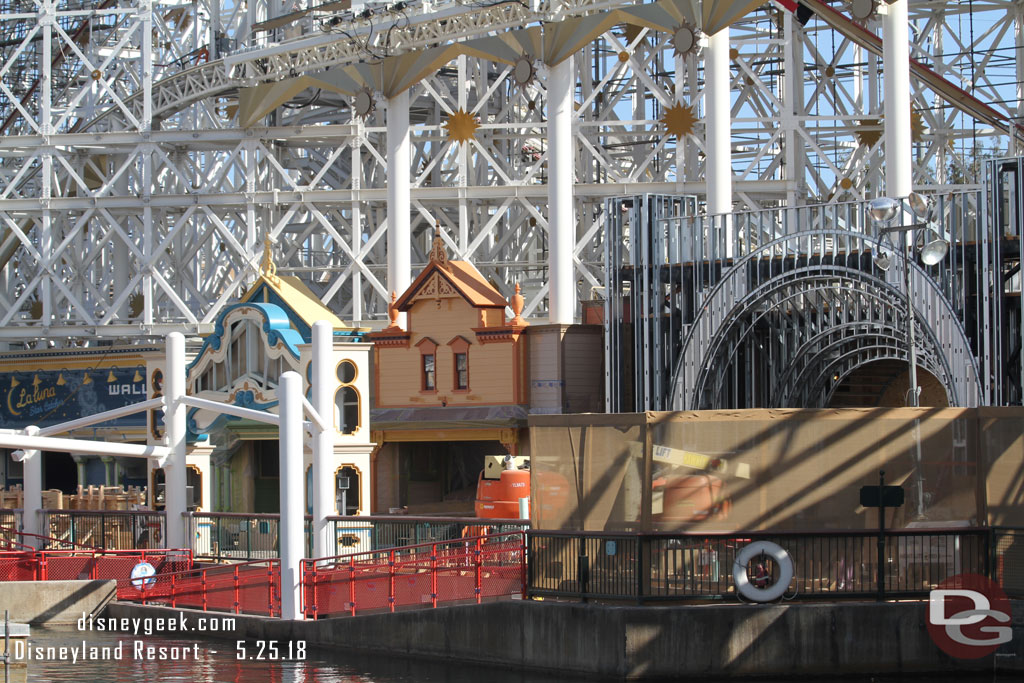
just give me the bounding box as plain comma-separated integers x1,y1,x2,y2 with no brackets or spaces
660,102,697,138
444,108,480,145
856,109,927,147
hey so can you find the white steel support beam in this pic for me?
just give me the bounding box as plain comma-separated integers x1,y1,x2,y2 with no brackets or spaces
164,331,188,550
351,120,364,321
1,431,171,459
706,28,733,224
387,89,411,311
883,0,912,198
21,426,41,545
114,156,131,319
311,320,334,561
783,12,802,206
547,56,575,324
278,370,304,620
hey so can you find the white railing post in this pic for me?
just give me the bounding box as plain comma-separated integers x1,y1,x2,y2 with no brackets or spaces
20,425,41,547
312,321,334,561
278,371,304,619
164,332,188,550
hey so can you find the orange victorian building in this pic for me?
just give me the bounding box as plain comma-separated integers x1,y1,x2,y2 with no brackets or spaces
369,230,534,514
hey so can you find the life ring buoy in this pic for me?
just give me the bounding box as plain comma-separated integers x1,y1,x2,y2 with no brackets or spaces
733,540,794,602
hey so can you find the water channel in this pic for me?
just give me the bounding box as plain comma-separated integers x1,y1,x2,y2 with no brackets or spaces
3,627,1009,682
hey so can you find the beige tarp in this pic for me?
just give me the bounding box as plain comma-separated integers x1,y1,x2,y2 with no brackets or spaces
529,408,1024,532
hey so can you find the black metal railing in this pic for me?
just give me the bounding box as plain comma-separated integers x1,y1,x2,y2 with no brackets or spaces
0,509,20,530
528,528,993,602
329,516,529,555
189,513,530,561
188,512,313,561
41,510,166,550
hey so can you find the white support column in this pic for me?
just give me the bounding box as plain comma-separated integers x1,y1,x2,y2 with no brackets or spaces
140,0,153,132
547,56,576,324
351,120,364,321
311,321,334,561
706,28,733,255
278,371,304,620
40,1,53,326
783,13,803,206
458,55,470,254
21,426,41,545
115,156,131,319
883,0,912,198
164,332,188,549
387,89,411,311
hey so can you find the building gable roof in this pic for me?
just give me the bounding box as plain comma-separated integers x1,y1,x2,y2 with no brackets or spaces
394,230,508,311
238,237,350,336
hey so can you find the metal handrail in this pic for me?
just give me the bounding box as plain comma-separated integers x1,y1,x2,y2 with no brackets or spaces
303,530,526,565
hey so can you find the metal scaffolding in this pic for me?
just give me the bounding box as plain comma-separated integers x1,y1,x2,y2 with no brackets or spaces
0,0,1020,383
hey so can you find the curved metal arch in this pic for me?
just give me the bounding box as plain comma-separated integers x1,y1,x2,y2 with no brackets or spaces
785,340,927,408
819,347,926,408
697,269,951,409
697,272,908,406
770,323,917,403
671,228,879,409
670,228,981,410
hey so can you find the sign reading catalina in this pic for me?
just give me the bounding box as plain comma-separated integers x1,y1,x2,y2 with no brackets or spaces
0,367,146,428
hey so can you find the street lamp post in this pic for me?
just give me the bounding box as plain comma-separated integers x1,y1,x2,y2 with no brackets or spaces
868,194,949,407
869,193,949,520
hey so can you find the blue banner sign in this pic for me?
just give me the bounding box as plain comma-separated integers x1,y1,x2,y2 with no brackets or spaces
0,367,147,428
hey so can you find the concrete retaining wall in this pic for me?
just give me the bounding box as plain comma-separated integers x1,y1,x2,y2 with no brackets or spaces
104,599,1024,679
2,580,115,625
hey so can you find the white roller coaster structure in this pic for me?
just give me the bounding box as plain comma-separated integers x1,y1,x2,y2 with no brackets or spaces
0,0,1021,345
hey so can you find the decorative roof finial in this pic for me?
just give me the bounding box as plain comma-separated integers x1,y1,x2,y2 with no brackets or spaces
386,291,401,329
260,234,279,283
428,222,449,271
510,282,525,326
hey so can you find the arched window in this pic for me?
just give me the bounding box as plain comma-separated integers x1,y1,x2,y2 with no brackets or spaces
334,387,359,434
415,338,438,393
448,336,471,391
334,359,360,434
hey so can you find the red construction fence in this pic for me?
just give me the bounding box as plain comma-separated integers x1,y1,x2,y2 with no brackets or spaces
302,531,526,619
114,559,281,616
112,531,526,619
0,548,192,582
0,523,192,582
2,526,525,619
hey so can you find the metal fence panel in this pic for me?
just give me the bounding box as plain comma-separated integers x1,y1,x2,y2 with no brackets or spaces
527,528,991,602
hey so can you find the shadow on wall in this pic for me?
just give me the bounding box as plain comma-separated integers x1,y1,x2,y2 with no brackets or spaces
528,407,1024,532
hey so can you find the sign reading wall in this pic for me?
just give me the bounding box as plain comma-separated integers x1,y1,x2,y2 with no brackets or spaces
0,367,147,428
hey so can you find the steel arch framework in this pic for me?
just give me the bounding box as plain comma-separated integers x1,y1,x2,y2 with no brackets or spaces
667,229,982,410
693,273,952,409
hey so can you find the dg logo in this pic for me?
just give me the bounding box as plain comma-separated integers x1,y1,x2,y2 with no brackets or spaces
927,573,1012,659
